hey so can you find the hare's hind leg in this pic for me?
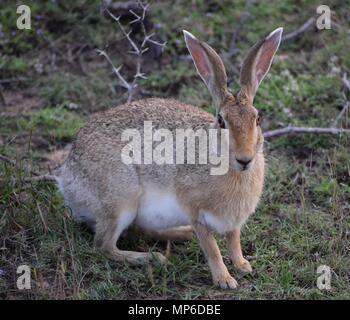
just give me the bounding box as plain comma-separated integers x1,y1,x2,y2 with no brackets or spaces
95,209,167,265
147,226,194,242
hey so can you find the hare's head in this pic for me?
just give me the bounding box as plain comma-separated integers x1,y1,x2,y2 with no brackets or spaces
184,28,283,171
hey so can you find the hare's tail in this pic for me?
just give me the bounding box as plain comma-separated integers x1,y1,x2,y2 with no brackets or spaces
55,163,98,228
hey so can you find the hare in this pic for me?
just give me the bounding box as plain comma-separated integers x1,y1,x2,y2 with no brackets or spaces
55,27,283,289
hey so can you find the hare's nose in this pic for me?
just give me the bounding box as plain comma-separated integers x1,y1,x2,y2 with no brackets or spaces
236,158,252,167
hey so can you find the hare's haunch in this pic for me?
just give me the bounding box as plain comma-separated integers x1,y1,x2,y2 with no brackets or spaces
55,28,283,289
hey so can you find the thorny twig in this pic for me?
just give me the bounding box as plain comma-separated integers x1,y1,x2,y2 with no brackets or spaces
98,1,166,103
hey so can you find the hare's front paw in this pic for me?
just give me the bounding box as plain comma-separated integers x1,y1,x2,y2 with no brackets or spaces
235,258,252,273
213,273,238,289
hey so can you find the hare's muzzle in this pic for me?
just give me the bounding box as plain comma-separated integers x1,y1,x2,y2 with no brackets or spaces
236,157,253,171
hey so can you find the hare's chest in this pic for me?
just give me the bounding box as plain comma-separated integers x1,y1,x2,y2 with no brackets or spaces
198,211,237,234
136,189,190,231
197,189,260,234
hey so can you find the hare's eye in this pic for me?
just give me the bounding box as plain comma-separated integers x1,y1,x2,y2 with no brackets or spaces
256,113,263,126
217,114,225,129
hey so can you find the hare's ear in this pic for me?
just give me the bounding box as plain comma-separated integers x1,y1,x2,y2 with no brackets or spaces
183,30,228,109
239,27,283,102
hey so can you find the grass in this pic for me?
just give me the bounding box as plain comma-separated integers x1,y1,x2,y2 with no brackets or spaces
20,107,85,140
1,150,349,299
0,0,349,299
0,107,85,144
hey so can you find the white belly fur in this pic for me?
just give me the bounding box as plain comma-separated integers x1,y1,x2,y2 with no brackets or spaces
136,189,190,231
135,189,240,234
198,210,236,234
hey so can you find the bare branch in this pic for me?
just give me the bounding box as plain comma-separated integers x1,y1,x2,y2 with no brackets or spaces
282,17,316,41
99,1,164,103
332,101,349,128
331,73,350,127
145,37,166,49
96,49,132,91
129,9,141,24
342,72,350,93
140,2,150,20
105,8,140,55
265,73,350,139
264,125,350,139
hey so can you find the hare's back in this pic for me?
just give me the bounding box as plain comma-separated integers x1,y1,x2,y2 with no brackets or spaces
69,98,214,161
83,98,213,136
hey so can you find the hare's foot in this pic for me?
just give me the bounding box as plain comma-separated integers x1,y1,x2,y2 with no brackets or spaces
102,247,167,265
234,258,252,273
212,271,238,289
147,226,194,242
